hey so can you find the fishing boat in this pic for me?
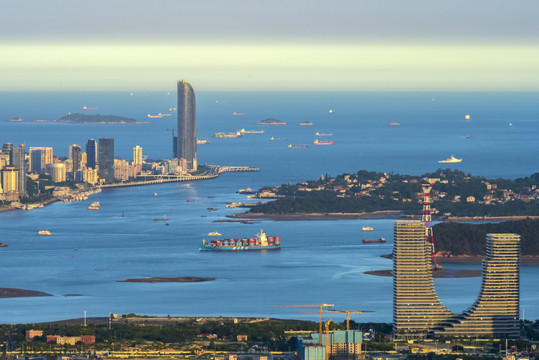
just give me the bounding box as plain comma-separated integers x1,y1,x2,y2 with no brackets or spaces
313,139,334,145
88,202,100,210
288,144,308,148
361,227,374,231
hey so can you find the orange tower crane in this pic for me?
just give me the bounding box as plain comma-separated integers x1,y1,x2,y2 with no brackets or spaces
274,303,334,344
325,319,333,360
301,309,373,330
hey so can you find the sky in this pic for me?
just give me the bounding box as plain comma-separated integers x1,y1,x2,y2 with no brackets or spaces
1,0,539,91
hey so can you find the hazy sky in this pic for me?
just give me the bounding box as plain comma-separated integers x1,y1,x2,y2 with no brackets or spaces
1,0,539,91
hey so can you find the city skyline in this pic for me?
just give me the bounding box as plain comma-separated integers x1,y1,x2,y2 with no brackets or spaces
1,1,539,91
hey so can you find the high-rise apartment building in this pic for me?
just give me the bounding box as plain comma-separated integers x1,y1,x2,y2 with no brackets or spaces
69,144,82,174
431,233,520,338
1,166,19,193
392,220,453,337
12,144,26,197
30,148,43,173
133,145,143,166
2,143,13,164
46,163,66,183
29,147,53,172
98,138,114,183
177,80,197,171
86,139,97,169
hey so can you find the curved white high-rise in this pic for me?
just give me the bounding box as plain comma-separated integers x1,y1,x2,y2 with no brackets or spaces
177,80,197,171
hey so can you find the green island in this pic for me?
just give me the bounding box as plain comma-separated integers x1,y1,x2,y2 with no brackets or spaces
433,218,539,256
56,113,145,124
245,169,539,218
257,117,287,125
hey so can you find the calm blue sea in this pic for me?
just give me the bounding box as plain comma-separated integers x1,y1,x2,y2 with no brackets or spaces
0,91,537,324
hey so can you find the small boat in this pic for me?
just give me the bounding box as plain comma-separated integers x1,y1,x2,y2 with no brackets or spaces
82,106,99,110
329,109,335,114
312,139,334,145
88,201,100,210
388,122,401,126
288,144,308,148
363,237,386,244
315,132,333,136
465,114,471,120
147,114,164,118
299,121,314,126
208,232,222,236
438,155,462,163
238,188,255,194
37,230,51,236
154,215,168,221
207,207,218,211
197,139,210,144
466,135,470,139
269,137,275,141
239,128,264,134
232,112,245,116
361,227,374,231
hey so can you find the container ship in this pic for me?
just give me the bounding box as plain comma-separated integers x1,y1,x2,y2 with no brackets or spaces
362,237,386,244
200,230,281,251
313,139,334,145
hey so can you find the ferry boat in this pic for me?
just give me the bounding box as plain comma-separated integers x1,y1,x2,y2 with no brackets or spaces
361,226,374,231
438,155,462,163
315,132,333,136
239,128,264,134
313,139,334,145
362,237,386,244
288,144,308,148
213,131,242,138
197,139,210,145
147,114,164,118
37,230,52,236
299,121,314,126
88,201,100,210
200,230,281,251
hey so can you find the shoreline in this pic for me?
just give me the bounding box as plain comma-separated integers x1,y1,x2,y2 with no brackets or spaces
230,212,539,222
365,269,483,278
381,254,539,266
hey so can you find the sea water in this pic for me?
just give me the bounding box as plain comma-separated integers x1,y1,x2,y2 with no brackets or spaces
0,91,537,323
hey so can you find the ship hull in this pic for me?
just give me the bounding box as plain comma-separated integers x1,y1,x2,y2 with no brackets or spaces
199,245,281,251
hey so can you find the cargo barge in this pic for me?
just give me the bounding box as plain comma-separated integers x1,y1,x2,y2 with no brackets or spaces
200,230,281,251
362,237,386,244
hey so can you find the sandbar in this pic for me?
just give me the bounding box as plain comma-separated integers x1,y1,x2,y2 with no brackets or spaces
118,277,216,283
0,288,53,298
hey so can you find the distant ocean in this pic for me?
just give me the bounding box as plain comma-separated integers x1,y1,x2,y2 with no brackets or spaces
0,91,537,324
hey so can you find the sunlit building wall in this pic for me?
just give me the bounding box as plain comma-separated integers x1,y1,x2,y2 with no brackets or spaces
177,80,197,171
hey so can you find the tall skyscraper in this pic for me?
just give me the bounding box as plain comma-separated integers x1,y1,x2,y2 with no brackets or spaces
392,220,453,337
133,145,143,166
177,80,197,171
69,144,82,174
30,149,43,174
29,147,53,172
86,139,97,169
2,143,13,164
98,138,114,183
431,233,520,338
12,144,26,197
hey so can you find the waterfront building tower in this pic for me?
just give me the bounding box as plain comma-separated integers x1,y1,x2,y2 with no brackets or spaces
176,80,197,171
30,149,43,174
69,144,82,174
430,233,520,338
86,139,97,169
46,163,67,183
133,145,143,166
2,143,13,164
393,220,453,337
1,166,19,193
12,144,26,197
98,138,114,183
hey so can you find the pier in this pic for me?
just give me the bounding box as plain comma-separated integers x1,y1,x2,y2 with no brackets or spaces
99,165,259,189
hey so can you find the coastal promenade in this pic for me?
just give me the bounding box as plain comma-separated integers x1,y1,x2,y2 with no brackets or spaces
99,165,259,189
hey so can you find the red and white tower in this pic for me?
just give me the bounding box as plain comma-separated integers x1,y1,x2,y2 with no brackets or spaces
419,183,439,268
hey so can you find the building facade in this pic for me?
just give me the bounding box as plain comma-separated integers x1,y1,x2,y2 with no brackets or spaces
393,220,453,337
46,163,66,183
133,145,143,166
98,138,114,183
12,144,26,197
69,144,82,175
177,80,197,171
297,330,362,360
86,139,97,169
430,233,520,338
